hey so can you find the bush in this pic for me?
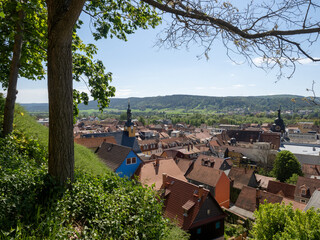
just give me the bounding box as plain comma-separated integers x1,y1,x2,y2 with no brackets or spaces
0,131,182,239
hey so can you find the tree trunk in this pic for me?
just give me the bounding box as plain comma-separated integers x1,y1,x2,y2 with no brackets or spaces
3,10,24,136
47,0,85,185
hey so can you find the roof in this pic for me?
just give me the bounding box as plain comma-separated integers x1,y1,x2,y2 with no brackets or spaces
294,154,320,165
81,131,141,153
176,158,194,175
295,176,320,199
160,175,225,230
255,174,276,189
235,186,283,212
228,167,258,190
267,181,296,199
186,162,227,188
228,206,255,220
95,142,133,171
195,154,231,170
302,163,320,177
304,189,320,211
178,146,201,155
136,158,187,190
281,198,306,211
74,136,117,149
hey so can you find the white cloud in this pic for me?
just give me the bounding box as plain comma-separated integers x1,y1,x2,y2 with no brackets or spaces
196,87,205,90
248,84,256,87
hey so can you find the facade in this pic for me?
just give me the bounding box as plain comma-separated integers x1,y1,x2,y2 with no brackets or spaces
96,142,142,178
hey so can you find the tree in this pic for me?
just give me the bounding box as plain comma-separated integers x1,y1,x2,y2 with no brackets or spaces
141,0,320,79
46,0,160,184
272,150,302,182
285,173,299,185
0,1,115,137
0,0,47,136
251,202,320,240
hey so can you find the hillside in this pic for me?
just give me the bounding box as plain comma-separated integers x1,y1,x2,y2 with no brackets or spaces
21,94,311,113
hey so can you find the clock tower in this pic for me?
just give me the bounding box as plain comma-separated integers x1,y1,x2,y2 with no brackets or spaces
124,101,135,137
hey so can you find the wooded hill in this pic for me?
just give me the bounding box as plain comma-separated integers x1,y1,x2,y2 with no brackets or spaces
21,94,312,113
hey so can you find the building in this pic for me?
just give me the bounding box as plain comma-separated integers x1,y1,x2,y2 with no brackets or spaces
161,174,226,240
95,142,142,178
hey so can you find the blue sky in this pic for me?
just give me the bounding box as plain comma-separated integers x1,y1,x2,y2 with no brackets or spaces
1,11,320,103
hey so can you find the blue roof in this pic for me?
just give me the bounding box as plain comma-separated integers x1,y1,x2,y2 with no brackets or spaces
81,131,141,153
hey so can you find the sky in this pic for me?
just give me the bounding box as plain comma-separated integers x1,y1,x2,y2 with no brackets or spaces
1,9,320,103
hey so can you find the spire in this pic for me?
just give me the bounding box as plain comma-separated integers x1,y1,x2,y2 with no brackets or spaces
126,100,132,127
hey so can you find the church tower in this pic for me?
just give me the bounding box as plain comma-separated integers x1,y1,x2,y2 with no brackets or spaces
124,101,135,137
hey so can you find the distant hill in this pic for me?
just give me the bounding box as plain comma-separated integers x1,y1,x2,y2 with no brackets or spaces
20,94,311,113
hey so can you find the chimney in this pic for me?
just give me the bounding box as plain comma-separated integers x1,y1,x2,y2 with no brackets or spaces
162,173,168,185
244,167,247,174
256,188,260,210
198,185,204,201
156,158,160,166
188,144,190,151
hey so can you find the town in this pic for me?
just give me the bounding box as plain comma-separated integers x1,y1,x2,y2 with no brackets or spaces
69,103,320,239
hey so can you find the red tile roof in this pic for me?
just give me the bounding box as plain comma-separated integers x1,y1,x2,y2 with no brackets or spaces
135,158,187,190
235,186,283,212
228,167,258,190
267,180,296,199
295,176,320,199
160,175,225,230
74,136,117,149
186,163,226,188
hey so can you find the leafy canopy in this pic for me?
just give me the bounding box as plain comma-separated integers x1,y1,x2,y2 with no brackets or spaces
272,150,303,182
251,202,320,240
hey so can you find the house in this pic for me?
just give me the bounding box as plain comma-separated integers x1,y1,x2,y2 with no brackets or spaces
227,167,259,203
302,163,320,178
294,176,320,204
138,139,160,155
230,186,283,220
161,174,226,240
228,167,259,190
255,174,275,190
95,142,142,178
135,158,187,190
176,146,201,159
186,160,231,208
74,136,117,150
195,154,232,171
267,180,296,199
175,158,195,175
304,189,320,211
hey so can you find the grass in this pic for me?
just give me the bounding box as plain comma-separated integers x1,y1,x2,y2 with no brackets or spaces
14,105,110,175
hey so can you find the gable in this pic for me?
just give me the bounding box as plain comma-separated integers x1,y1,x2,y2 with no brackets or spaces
192,195,225,228
116,151,142,178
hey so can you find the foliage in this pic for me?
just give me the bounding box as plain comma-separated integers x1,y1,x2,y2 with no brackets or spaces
250,202,320,240
272,150,303,182
285,173,300,185
0,110,186,239
0,0,47,87
224,223,246,239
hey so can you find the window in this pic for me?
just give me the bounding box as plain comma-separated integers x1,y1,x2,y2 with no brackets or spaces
126,157,137,165
197,228,202,235
216,221,220,229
